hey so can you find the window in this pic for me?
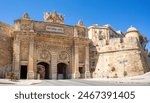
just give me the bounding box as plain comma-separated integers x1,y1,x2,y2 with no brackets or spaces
99,31,103,40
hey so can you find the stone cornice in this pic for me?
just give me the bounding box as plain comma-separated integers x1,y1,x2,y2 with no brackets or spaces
13,31,89,41
98,48,140,54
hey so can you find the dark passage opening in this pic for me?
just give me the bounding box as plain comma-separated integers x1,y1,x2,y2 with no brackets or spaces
37,62,49,79
57,63,68,79
20,65,27,79
79,67,85,78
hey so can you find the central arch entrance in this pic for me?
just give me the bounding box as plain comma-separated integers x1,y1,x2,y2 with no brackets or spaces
57,63,68,79
37,62,50,79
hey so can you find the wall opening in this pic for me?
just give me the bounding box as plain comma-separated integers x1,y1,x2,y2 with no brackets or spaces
57,63,68,79
79,67,85,78
37,62,50,79
20,65,27,79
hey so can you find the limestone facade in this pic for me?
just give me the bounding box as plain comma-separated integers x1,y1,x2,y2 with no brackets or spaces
11,12,90,79
88,24,149,78
0,11,149,79
0,22,13,78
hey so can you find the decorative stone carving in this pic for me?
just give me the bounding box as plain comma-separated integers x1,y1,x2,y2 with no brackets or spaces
22,12,30,20
40,50,50,60
20,21,34,32
77,27,86,37
59,51,68,60
20,41,29,61
21,23,31,31
19,13,34,32
36,43,53,52
44,11,64,24
15,36,34,41
77,20,84,27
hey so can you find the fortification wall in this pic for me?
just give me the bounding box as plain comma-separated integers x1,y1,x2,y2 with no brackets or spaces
146,57,150,70
0,21,13,78
97,37,140,53
92,37,148,78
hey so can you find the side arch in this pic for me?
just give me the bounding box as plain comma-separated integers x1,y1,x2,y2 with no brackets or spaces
57,63,69,79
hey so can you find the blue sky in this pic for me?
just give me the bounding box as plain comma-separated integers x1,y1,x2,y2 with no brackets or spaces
0,0,150,50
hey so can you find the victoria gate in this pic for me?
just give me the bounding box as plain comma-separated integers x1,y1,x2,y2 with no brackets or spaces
12,12,90,79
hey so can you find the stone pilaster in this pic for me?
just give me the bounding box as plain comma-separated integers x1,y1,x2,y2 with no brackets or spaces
73,43,80,79
85,28,88,38
13,39,20,79
33,59,37,79
85,45,90,78
27,39,34,79
74,27,78,37
106,29,110,40
51,53,57,79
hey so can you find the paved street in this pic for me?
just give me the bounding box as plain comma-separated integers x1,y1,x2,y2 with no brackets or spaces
0,79,150,86
0,72,150,86
32,79,150,86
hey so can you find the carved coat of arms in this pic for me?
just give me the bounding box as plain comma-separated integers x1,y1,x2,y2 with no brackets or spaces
44,11,64,24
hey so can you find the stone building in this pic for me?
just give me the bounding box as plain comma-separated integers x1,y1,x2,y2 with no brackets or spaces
0,11,149,79
5,11,90,79
88,24,149,78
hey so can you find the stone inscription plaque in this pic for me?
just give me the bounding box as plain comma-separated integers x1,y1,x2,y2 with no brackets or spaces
46,26,64,33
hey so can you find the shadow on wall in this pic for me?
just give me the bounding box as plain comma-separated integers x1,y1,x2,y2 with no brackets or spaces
146,56,150,71
0,65,11,78
89,44,99,78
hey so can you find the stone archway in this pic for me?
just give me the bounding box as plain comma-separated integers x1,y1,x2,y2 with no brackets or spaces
37,62,50,79
57,63,68,79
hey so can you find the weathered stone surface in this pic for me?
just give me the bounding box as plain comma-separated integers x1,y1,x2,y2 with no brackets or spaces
0,12,149,80
0,21,13,78
89,24,149,78
10,12,89,79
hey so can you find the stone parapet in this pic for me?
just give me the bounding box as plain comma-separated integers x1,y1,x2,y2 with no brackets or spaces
97,37,140,53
